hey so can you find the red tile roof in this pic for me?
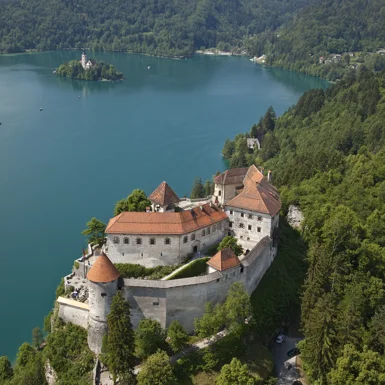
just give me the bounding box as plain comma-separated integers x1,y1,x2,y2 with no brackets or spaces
225,181,281,216
106,203,228,235
214,168,249,185
148,181,180,206
243,165,264,187
207,248,241,271
87,252,120,283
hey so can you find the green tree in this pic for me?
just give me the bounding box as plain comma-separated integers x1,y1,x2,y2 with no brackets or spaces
329,344,385,385
204,180,214,196
32,327,44,350
106,293,136,383
216,358,258,385
81,217,106,245
16,343,35,368
0,356,13,382
191,178,205,199
137,350,177,385
218,236,244,256
167,321,189,353
262,106,276,132
222,139,235,159
135,319,166,359
114,189,152,215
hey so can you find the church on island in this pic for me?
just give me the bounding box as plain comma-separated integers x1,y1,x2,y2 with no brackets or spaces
57,165,281,353
80,51,95,70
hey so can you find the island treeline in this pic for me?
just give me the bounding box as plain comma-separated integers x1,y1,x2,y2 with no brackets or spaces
0,0,311,56
223,67,385,384
56,60,123,81
247,0,385,80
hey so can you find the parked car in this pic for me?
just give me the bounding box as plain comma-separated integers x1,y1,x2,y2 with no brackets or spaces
276,334,285,344
287,347,300,357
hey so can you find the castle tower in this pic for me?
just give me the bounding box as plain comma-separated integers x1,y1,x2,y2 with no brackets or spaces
87,252,120,353
81,51,87,70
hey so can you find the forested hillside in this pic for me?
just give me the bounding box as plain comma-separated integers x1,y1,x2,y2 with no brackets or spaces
0,0,311,56
223,67,385,384
247,0,385,80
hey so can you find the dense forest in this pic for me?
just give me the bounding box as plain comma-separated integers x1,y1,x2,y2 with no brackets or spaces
56,60,123,81
0,0,311,56
223,67,385,384
247,0,385,80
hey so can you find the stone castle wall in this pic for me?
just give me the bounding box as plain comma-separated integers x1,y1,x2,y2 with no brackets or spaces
122,236,274,333
57,297,89,329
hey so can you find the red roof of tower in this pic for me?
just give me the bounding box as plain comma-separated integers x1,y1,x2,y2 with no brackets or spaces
148,181,180,206
87,252,120,283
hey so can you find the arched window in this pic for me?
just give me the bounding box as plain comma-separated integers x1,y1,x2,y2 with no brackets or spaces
218,190,222,196
207,227,211,234
136,237,142,245
191,233,196,241
123,237,129,244
239,223,244,228
183,236,188,244
165,238,171,245
202,229,206,237
149,238,156,245
113,237,120,244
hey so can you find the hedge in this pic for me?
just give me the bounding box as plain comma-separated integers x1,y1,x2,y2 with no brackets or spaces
114,263,180,279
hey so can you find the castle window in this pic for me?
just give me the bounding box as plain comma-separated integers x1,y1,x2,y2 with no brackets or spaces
191,233,196,241
240,235,243,239
218,223,222,230
229,222,233,228
202,229,206,237
150,238,156,245
241,213,244,218
218,190,222,196
247,237,250,241
153,302,159,306
257,227,261,233
136,237,142,245
123,237,129,244
101,293,107,297
248,225,252,230
240,267,244,273
183,236,188,243
239,223,244,228
230,210,233,215
258,216,262,221
212,225,216,232
207,227,211,234
113,237,120,244
248,214,253,219
165,238,171,245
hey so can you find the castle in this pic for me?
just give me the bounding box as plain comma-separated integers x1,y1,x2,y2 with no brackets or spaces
57,165,281,353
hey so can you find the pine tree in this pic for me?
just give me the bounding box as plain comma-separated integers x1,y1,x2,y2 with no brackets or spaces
262,106,276,132
190,178,205,199
107,293,136,383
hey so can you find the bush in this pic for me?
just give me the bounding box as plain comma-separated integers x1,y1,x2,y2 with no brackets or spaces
73,261,80,270
55,278,65,299
205,242,220,256
115,263,179,279
167,258,210,280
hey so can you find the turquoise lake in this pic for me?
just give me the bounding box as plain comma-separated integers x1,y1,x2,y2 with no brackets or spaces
0,51,327,359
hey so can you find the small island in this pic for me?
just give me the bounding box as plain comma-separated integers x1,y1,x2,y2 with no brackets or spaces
56,52,124,81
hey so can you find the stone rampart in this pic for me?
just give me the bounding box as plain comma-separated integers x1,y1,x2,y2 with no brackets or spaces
57,297,89,329
122,236,274,333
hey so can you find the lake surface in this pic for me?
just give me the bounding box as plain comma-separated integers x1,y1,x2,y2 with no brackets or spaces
0,51,327,359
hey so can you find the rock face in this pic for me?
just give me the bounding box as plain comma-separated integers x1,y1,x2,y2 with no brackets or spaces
45,360,58,385
287,205,304,229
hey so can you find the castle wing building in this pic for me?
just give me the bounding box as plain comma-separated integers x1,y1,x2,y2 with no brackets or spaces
148,181,180,212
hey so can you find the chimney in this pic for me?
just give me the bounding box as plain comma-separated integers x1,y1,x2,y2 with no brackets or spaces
146,206,151,213
267,170,272,183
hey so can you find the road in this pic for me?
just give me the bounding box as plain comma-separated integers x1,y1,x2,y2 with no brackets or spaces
270,336,302,385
